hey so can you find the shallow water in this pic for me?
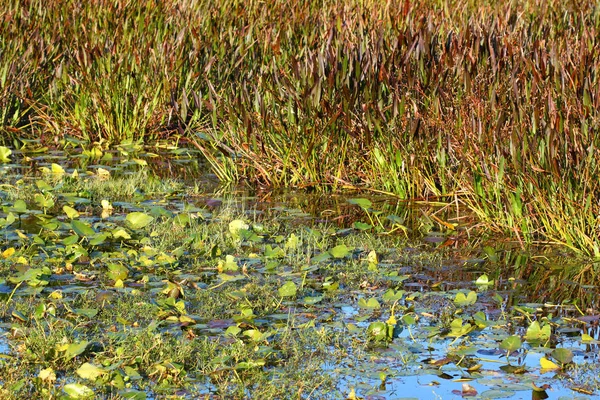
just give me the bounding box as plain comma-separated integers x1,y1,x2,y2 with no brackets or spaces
0,145,598,399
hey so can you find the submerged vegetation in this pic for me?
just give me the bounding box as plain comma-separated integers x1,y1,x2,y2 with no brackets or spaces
2,0,600,255
0,157,598,398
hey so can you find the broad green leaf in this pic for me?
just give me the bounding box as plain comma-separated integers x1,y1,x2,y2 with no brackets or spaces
62,234,79,245
218,255,238,272
264,245,285,258
126,212,154,229
525,321,551,342
358,297,380,309
88,233,108,246
63,383,94,398
235,359,266,369
473,311,490,328
367,321,388,340
353,221,372,230
367,250,378,264
63,205,80,219
229,219,249,239
278,281,297,297
285,233,300,250
12,199,27,213
454,291,477,306
123,366,142,380
382,289,404,302
347,198,372,210
303,295,323,304
71,220,96,237
36,180,53,191
330,244,350,258
0,146,11,163
107,263,129,281
76,363,106,381
66,341,89,359
500,335,522,352
311,252,331,263
551,348,573,365
112,227,131,240
475,274,494,286
226,325,242,336
34,193,54,209
449,318,474,337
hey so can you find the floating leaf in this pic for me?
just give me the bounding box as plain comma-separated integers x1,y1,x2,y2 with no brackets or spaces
475,274,494,286
217,255,238,272
311,252,331,263
525,321,551,342
347,198,372,210
2,247,15,259
66,341,89,359
551,348,573,365
34,193,54,210
449,318,474,337
540,357,560,370
126,212,154,229
382,289,404,302
330,244,350,258
367,321,388,340
97,168,110,178
63,383,94,398
278,281,297,297
0,146,11,163
71,220,96,237
358,297,380,309
12,199,27,213
500,335,522,352
38,367,56,383
63,205,80,219
454,291,477,306
51,163,65,175
229,219,249,240
76,363,106,381
353,221,372,230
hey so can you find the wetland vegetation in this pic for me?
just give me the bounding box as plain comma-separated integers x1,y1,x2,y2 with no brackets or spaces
1,0,600,398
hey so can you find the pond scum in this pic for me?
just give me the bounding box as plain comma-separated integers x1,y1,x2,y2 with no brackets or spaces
1,0,600,398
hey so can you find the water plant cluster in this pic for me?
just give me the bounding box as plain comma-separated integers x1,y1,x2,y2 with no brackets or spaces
0,150,599,398
2,0,600,255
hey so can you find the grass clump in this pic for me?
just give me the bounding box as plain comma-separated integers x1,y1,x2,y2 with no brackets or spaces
1,0,600,254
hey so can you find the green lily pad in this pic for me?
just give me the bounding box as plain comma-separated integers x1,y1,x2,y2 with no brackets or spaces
63,383,94,398
76,363,106,381
500,335,522,352
71,220,96,237
278,281,297,297
347,198,372,210
454,291,477,306
330,244,350,258
126,212,154,229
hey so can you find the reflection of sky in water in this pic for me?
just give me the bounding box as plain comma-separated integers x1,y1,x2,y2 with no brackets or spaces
321,327,598,400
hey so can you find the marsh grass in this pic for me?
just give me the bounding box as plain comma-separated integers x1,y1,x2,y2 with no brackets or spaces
1,0,600,254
